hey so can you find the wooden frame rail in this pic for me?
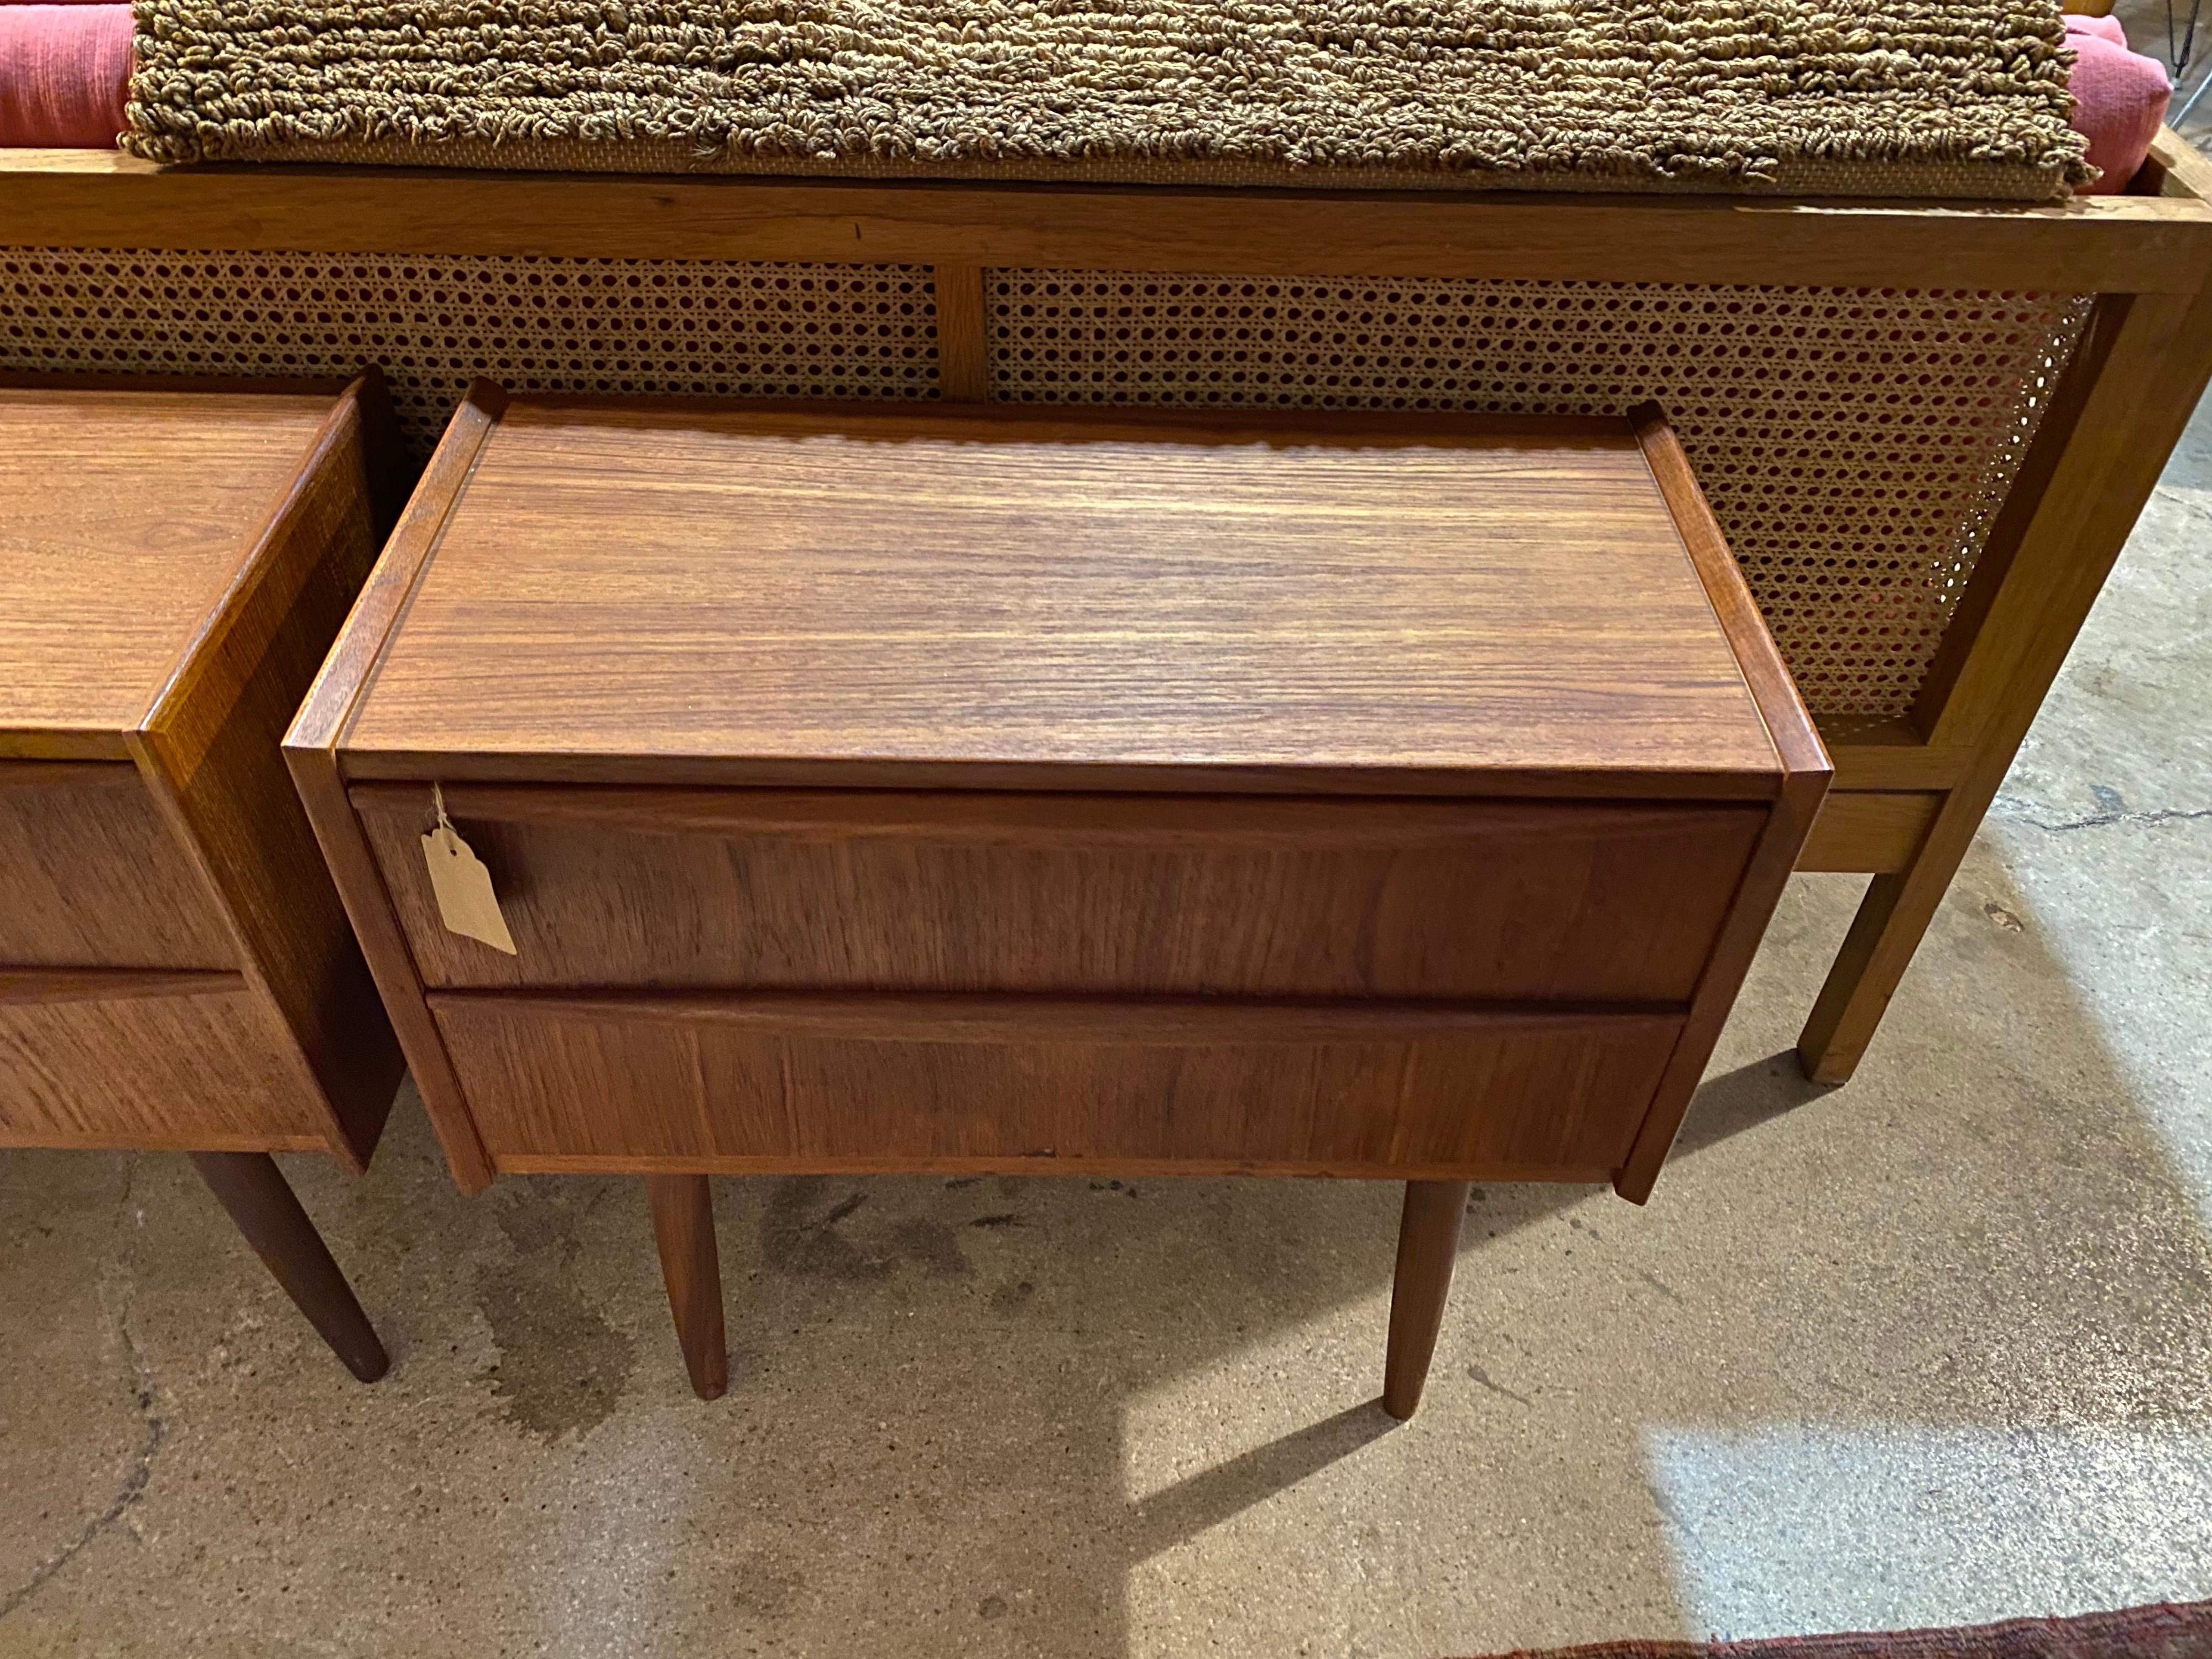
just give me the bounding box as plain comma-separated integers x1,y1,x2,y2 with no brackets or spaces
5,147,2211,291
7,132,2212,1081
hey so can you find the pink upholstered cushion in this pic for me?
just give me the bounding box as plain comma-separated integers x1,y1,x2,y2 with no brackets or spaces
0,3,131,149
2066,14,2172,194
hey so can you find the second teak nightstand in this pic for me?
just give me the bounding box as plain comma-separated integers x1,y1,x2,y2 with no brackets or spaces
1,374,409,1380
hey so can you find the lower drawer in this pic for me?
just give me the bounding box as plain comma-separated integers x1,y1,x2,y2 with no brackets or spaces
0,972,324,1150
433,992,1681,1178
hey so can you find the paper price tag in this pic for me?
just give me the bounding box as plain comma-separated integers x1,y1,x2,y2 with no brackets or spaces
421,785,517,955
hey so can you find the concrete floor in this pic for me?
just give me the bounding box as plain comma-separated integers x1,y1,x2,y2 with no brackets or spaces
2112,0,2212,150
4,394,2212,1659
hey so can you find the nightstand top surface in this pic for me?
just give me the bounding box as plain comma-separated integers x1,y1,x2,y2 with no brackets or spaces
0,387,336,743
342,400,1784,794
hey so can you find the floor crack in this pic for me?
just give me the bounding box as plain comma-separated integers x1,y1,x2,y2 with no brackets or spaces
0,1157,169,1624
1465,1363,1533,1407
1995,804,2212,834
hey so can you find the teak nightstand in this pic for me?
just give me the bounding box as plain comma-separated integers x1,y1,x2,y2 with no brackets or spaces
290,387,1828,1412
1,375,407,1381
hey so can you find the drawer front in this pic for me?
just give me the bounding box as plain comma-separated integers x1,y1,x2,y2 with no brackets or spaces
0,764,234,968
434,992,1681,1177
0,974,323,1150
359,787,1764,1001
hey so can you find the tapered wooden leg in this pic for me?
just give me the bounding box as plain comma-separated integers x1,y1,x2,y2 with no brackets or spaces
1797,283,2212,1085
189,1152,388,1383
1798,767,1985,1084
1796,870,1932,1083
644,1174,727,1401
1382,1180,1470,1421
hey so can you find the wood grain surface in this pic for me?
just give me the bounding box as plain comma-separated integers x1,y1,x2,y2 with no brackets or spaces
309,398,1811,1223
431,991,1680,1173
0,388,338,754
352,784,1761,1000
2,378,407,1164
4,146,2210,296
0,968,244,1006
1796,791,1942,873
644,1174,728,1400
1617,408,1830,1197
0,763,233,967
931,264,992,401
132,378,407,1169
0,981,325,1148
1383,1181,1471,1420
189,1151,390,1382
339,401,1783,794
286,383,509,1192
2148,126,2212,202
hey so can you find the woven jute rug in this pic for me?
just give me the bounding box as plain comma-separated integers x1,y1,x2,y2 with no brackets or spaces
1468,1599,2212,1659
123,1,2093,200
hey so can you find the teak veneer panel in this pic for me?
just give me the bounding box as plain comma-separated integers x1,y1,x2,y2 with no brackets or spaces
0,980,325,1150
0,968,241,1006
295,393,1826,1206
296,392,1825,1404
0,376,406,1166
129,380,409,1165
352,785,1764,1001
0,763,233,967
337,400,1780,796
1613,410,1832,1198
432,993,1682,1176
0,388,339,757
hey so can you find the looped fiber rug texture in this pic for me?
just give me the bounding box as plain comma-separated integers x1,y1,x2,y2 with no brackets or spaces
123,0,2093,200
1467,1598,2212,1659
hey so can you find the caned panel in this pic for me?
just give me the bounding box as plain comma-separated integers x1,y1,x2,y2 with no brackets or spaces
0,249,940,452
990,272,2092,716
0,251,2089,713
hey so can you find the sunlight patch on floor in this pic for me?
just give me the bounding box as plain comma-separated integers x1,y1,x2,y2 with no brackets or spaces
1644,1423,2212,1639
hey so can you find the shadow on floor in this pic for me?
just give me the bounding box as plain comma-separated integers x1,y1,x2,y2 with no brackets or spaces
3,855,2210,1657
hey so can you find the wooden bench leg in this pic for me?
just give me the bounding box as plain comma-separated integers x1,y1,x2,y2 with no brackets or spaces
189,1151,389,1383
1796,867,1939,1083
1796,283,2212,1085
1798,764,1985,1084
1382,1180,1469,1420
644,1173,728,1401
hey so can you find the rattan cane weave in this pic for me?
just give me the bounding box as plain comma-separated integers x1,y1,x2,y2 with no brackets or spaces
0,251,937,450
0,249,2089,715
990,273,2091,715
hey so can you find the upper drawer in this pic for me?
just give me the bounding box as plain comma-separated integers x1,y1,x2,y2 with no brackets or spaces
354,786,1764,1001
0,764,234,969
